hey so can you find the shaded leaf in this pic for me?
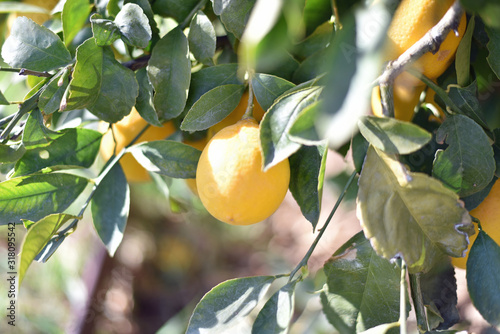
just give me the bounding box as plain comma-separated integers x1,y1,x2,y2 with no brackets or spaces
358,116,432,155
351,132,369,174
486,26,500,79
189,11,216,65
0,143,26,164
186,276,276,334
22,109,64,149
62,0,92,46
455,16,475,86
148,27,191,120
321,232,403,333
287,100,323,146
38,72,69,114
1,17,72,71
13,128,102,177
447,82,489,129
288,145,326,229
252,280,297,334
260,86,322,171
433,114,495,197
135,68,162,127
129,140,202,179
0,173,89,225
357,146,473,273
251,73,295,112
462,176,498,211
91,163,130,257
219,0,256,39
115,3,152,48
466,230,500,326
152,0,199,23
19,214,78,286
181,84,245,131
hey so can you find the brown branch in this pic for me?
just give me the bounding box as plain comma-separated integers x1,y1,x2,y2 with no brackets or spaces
377,0,465,117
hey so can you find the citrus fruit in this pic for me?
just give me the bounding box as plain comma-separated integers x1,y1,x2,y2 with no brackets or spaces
451,180,500,269
100,108,176,183
196,118,290,225
208,90,266,137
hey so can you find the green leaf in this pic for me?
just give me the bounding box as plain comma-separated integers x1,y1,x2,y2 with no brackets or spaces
252,280,297,334
91,163,130,257
447,82,489,129
302,2,333,37
19,214,77,286
62,0,92,46
152,0,199,23
486,26,500,79
419,256,459,330
115,3,152,48
129,140,202,179
433,114,495,197
90,14,121,46
320,232,403,333
0,89,9,105
455,16,475,86
358,116,432,155
135,68,162,127
148,27,191,120
185,64,241,112
189,11,216,66
1,17,72,72
251,73,295,112
260,86,322,171
466,230,500,326
317,5,390,148
38,72,69,115
181,84,245,131
352,132,370,174
357,146,474,273
0,144,26,164
67,38,139,123
288,145,326,229
287,100,323,146
0,2,50,13
461,0,500,30
22,109,64,149
186,276,276,334
13,128,102,177
0,173,89,225
462,176,498,211
218,0,256,39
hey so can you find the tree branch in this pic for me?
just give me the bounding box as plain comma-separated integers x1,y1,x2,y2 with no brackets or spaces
377,0,465,117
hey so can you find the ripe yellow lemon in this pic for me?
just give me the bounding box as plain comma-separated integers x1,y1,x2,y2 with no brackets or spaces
100,108,176,183
371,0,466,121
196,118,290,225
451,180,500,269
208,90,266,137
385,0,466,81
183,136,209,195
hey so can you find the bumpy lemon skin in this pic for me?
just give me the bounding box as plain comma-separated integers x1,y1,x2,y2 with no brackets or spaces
371,0,467,121
451,180,500,269
208,91,266,137
196,118,290,226
100,108,176,183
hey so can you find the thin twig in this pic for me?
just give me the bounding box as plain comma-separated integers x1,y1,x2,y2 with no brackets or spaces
0,66,52,78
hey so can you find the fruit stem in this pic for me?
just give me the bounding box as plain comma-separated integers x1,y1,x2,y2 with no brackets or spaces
331,0,343,30
409,272,430,333
376,0,464,92
288,170,357,282
399,258,408,334
243,77,255,119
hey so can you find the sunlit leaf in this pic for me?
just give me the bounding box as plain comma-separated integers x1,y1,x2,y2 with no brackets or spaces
62,0,92,46
129,140,202,179
135,68,162,127
358,116,432,155
186,276,276,334
38,72,69,115
1,17,72,71
321,232,403,333
251,73,295,112
115,3,152,48
218,0,256,39
0,173,89,225
357,146,473,273
22,109,64,149
189,11,216,65
19,214,78,286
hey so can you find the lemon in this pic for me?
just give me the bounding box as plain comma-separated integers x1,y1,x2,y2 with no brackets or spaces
452,180,500,269
208,90,266,137
100,108,176,183
196,118,290,225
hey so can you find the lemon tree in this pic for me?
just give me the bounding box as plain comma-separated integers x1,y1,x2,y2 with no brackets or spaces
1,0,500,332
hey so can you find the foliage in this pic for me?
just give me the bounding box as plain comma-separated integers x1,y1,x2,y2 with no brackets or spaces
1,0,500,332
